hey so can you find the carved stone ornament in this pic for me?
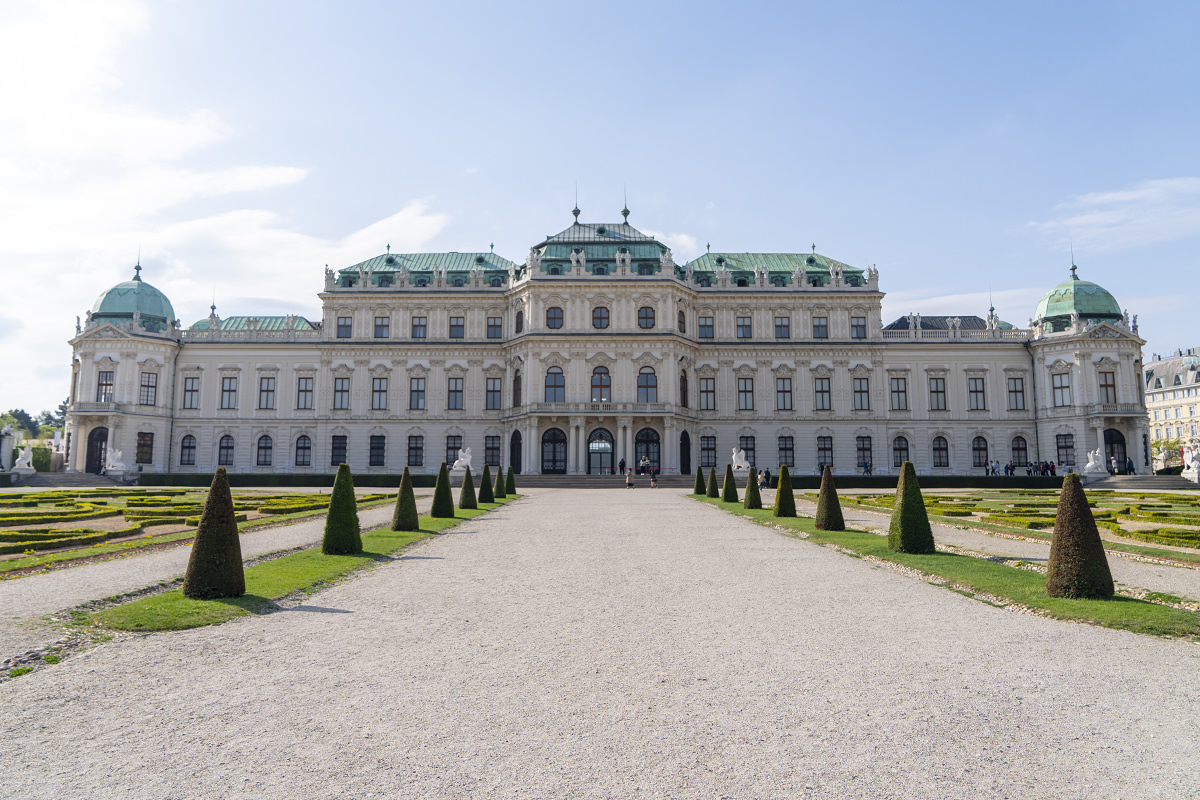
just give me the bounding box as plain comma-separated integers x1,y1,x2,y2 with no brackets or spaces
1087,327,1124,339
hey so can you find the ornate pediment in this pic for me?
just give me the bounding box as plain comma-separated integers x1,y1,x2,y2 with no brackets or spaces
1048,358,1073,372
632,351,663,367
586,351,616,367
849,363,873,377
81,324,130,341
811,363,833,378
1087,323,1130,340
540,352,569,369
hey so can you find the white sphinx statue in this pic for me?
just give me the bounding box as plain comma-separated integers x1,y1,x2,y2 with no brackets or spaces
1082,447,1108,475
450,447,472,471
105,447,126,473
14,446,34,470
731,447,751,471
1183,446,1199,483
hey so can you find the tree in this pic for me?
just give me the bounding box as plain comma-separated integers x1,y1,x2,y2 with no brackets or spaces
181,468,245,599
773,464,796,517
887,461,935,553
322,463,362,554
814,465,845,531
391,467,419,531
693,466,706,495
493,464,507,498
459,466,478,510
1151,438,1183,469
1046,473,1114,599
721,464,739,503
706,467,720,498
5,409,36,438
505,466,516,495
478,464,495,504
743,470,762,509
54,398,68,427
431,463,455,518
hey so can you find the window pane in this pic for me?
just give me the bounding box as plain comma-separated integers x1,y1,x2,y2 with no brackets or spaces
411,317,427,338
374,316,390,338
258,376,275,410
812,316,828,339
546,307,563,328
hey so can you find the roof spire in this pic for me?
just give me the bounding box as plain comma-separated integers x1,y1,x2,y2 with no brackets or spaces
386,243,390,254
133,248,142,281
622,185,629,222
573,182,580,223
706,242,711,254
1070,241,1078,279
489,242,494,252
811,243,816,254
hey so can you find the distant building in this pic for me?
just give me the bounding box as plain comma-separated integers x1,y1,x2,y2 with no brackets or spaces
1144,349,1200,468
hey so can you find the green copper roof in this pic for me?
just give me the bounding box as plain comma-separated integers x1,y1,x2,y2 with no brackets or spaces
340,251,516,278
538,222,664,247
189,315,315,332
1034,267,1122,323
91,266,176,330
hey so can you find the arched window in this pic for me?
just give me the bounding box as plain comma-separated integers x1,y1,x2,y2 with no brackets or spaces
593,307,609,329
678,310,686,333
591,367,610,402
179,434,196,466
544,367,564,402
638,307,655,329
218,434,235,466
415,277,428,287
680,370,688,408
892,436,909,468
635,427,661,471
637,367,657,403
512,370,522,406
549,266,561,275
452,277,464,287
541,428,567,474
257,435,273,466
546,307,563,329
699,277,711,287
736,277,748,287
932,436,949,468
639,264,653,276
515,310,524,333
490,277,502,287
593,266,607,276
772,276,785,287
1011,436,1028,465
295,435,312,467
972,436,989,468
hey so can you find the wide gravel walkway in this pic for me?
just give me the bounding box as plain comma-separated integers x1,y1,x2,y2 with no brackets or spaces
2,489,1198,799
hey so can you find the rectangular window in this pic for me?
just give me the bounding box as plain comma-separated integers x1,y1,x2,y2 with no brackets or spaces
736,316,752,339
485,435,501,466
136,432,153,464
139,373,157,406
446,435,462,468
1056,433,1076,466
449,316,465,339
774,316,790,339
296,377,313,410
699,377,716,410
410,377,425,410
776,377,793,411
739,436,755,468
330,435,347,466
1008,377,1026,411
699,316,714,339
738,377,754,410
220,376,238,409
853,377,870,411
258,376,275,410
374,316,390,338
486,377,502,410
817,435,833,468
407,436,424,467
1099,371,1117,404
778,435,794,468
700,435,717,468
851,316,867,339
371,377,388,410
182,377,199,409
369,435,386,467
815,377,831,411
411,316,427,339
968,377,987,411
1052,374,1071,407
447,377,463,410
333,377,350,410
890,377,908,411
487,317,502,339
929,376,947,411
812,316,828,339
337,316,352,338
856,436,872,470
96,370,114,402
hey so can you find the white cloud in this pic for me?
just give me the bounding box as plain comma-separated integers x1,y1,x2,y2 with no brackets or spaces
1028,177,1200,253
644,229,701,261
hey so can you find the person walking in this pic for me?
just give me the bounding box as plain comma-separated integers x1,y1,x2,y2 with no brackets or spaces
1126,456,1135,475
764,467,771,488
650,473,658,488
625,469,634,489
1110,455,1118,474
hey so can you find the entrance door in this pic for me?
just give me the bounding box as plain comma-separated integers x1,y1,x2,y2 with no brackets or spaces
510,430,522,474
541,428,567,474
635,427,660,474
679,430,691,475
86,427,108,474
1104,428,1127,473
587,428,614,475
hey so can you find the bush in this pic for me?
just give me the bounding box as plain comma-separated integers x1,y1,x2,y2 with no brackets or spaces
1156,465,1184,476
1046,473,1114,599
322,463,362,555
31,446,52,472
706,467,719,498
431,463,455,518
391,467,419,531
459,466,478,510
181,469,246,599
721,464,738,503
493,464,507,499
505,466,516,495
743,471,762,509
774,464,796,517
814,465,844,531
887,461,935,554
478,464,495,504
694,466,706,495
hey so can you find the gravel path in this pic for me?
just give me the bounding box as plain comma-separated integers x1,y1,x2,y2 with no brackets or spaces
2,488,1199,798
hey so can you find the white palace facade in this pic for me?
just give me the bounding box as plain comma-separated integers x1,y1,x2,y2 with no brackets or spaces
64,211,1150,479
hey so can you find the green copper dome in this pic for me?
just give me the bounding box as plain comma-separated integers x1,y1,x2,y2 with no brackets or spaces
1033,266,1122,330
91,265,176,332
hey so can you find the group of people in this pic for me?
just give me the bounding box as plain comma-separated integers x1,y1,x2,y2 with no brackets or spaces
617,457,655,477
757,468,772,489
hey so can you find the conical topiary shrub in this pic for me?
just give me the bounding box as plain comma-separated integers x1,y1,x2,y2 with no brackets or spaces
773,464,796,517
721,464,739,503
887,461,934,553
431,462,455,518
814,465,845,531
182,468,245,599
694,466,706,495
459,466,478,510
478,464,495,504
493,464,507,498
505,466,516,495
743,471,762,509
323,463,363,554
391,466,419,531
706,467,719,498
1046,473,1114,599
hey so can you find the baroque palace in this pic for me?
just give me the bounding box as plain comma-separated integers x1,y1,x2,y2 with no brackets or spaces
64,209,1149,479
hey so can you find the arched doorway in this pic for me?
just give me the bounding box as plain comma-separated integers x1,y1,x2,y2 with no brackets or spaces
635,427,660,474
587,428,614,474
1104,429,1127,473
679,430,691,474
509,430,522,474
85,427,108,474
541,428,567,474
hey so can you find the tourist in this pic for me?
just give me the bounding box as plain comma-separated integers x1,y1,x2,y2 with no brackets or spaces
618,457,626,477
625,469,634,488
1110,455,1118,474
1050,461,1057,476
1126,456,1135,475
650,473,658,488
763,467,771,488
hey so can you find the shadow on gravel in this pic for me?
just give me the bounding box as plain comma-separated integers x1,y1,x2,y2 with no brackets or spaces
291,605,352,614
398,555,443,560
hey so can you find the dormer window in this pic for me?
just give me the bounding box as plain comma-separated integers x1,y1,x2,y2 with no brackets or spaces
379,276,392,287
806,256,816,265
593,266,607,276
639,265,653,276
490,277,503,287
771,276,784,287
549,267,561,275
452,277,464,287
736,277,748,287
415,278,429,287
341,277,354,287
698,277,711,287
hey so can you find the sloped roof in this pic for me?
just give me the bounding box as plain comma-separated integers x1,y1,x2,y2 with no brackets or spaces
339,252,516,276
686,251,863,276
883,315,989,331
1034,268,1122,322
539,222,662,246
1144,353,1200,389
190,315,316,332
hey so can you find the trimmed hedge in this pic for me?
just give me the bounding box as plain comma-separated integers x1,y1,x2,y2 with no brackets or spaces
505,466,516,495
888,462,935,554
459,466,478,510
743,471,762,509
322,463,363,555
391,467,420,532
774,465,796,517
814,465,844,531
0,532,108,555
694,466,706,495
181,469,246,599
431,463,455,518
706,467,720,498
478,464,495,504
1046,473,1114,599
493,465,507,499
721,465,738,503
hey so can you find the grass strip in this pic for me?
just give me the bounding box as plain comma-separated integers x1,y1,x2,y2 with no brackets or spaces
697,496,1200,639
92,498,518,632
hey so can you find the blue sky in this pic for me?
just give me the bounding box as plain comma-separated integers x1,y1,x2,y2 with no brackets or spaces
3,0,1198,413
